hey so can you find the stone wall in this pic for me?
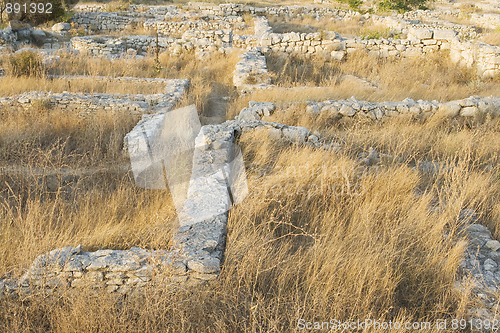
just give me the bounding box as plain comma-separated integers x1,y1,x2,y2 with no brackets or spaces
0,98,343,295
371,15,478,40
233,47,271,93
62,4,499,78
0,78,188,115
449,41,500,79
73,12,247,36
256,16,500,78
144,19,243,38
70,32,235,58
303,95,500,120
72,12,147,33
71,35,174,57
402,9,500,30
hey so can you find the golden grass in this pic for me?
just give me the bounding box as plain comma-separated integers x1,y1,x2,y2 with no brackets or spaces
265,50,499,97
480,28,500,47
0,28,499,331
0,77,168,96
1,118,498,331
227,51,500,120
0,104,177,278
0,105,138,165
0,50,240,118
0,50,241,279
267,15,392,38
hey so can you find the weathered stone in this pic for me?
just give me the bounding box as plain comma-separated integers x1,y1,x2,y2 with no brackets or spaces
282,126,309,144
187,257,220,274
437,101,461,117
339,104,356,117
85,271,104,282
486,240,500,252
433,30,457,41
52,23,71,32
63,260,83,272
460,106,478,117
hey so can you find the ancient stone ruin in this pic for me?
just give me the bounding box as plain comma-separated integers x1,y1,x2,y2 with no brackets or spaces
0,0,500,328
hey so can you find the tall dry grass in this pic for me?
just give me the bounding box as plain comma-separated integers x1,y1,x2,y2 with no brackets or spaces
0,28,499,331
264,51,500,101
0,104,177,278
225,50,500,119
480,28,500,47
0,77,167,96
0,50,240,116
267,15,391,38
0,104,138,165
1,118,498,331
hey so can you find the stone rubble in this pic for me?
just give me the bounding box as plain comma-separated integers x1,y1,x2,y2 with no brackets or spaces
1,4,500,328
457,210,500,329
303,95,500,120
0,78,188,116
233,47,272,93
4,2,498,77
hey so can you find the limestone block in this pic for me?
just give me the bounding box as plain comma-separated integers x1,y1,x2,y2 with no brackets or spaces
331,50,345,61
282,126,310,144
460,106,478,117
437,101,461,117
238,107,260,121
408,27,433,40
339,104,356,117
433,30,457,41
187,256,220,274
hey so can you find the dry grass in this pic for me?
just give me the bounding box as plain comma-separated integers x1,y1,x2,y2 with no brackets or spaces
1,118,499,331
0,77,168,96
0,104,137,165
0,22,499,331
267,15,393,38
0,50,242,280
480,28,500,47
227,50,500,120
265,50,499,98
0,103,177,278
0,50,240,117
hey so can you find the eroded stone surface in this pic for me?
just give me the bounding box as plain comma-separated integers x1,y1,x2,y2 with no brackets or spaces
303,96,500,120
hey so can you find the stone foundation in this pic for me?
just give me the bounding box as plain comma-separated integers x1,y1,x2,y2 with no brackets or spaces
0,78,188,115
303,96,500,120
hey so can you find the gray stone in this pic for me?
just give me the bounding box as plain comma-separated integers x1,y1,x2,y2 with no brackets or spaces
52,23,71,32
238,107,260,121
408,27,433,40
339,104,356,117
486,240,500,252
460,106,478,117
282,126,309,144
63,260,83,272
187,257,220,274
437,101,461,117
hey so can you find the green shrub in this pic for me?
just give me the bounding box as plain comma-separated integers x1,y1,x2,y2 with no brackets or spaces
378,0,433,13
7,51,43,77
6,0,78,26
337,0,363,10
56,9,74,23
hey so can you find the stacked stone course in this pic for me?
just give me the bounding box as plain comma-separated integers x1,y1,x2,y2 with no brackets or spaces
304,95,500,120
4,1,489,78
0,78,188,115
